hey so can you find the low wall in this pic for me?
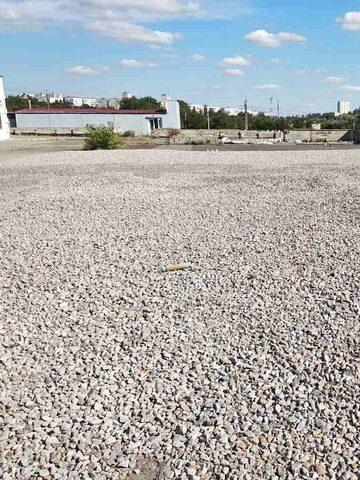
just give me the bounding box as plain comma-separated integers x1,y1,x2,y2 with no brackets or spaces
153,129,282,144
153,128,359,144
285,129,352,143
12,127,87,136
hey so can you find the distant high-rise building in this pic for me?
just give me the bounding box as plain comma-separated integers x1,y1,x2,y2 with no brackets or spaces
337,101,351,115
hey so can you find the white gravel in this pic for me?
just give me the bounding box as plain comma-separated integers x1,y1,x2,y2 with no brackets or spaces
1,150,359,480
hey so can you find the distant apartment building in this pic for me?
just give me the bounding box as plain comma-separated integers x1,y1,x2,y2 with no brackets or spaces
96,98,109,108
223,107,241,116
336,101,351,116
82,98,97,108
108,98,121,109
36,92,64,104
206,105,221,113
190,104,205,113
65,97,83,107
19,92,36,99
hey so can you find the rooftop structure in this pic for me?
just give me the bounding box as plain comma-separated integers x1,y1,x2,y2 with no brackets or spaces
0,76,10,141
15,100,181,136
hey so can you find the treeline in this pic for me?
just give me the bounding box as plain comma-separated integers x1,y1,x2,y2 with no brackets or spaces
179,100,360,130
6,96,48,111
6,95,162,111
120,96,162,110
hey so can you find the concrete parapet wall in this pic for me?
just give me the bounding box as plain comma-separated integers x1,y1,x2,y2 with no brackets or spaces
12,128,88,136
153,129,282,144
154,128,358,144
285,129,352,143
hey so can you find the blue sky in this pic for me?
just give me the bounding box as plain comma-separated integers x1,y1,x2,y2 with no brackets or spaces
1,0,360,113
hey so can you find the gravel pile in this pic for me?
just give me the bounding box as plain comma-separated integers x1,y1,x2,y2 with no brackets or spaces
1,150,359,480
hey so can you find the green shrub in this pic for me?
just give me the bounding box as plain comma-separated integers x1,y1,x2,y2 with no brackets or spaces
84,125,124,150
122,130,135,137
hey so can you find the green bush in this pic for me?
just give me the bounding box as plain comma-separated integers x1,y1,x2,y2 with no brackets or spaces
84,125,124,150
122,130,135,137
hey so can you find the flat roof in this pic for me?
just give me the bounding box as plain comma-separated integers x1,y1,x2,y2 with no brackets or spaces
15,108,165,115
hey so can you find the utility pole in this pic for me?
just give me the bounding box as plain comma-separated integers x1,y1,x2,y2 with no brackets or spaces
269,97,274,116
277,99,280,118
206,106,210,130
244,96,249,131
352,115,356,143
28,97,32,109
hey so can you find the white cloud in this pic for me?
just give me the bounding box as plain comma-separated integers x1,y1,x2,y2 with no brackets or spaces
339,85,360,93
252,83,280,90
0,0,188,44
293,69,308,76
224,69,244,76
86,20,182,44
120,59,158,67
219,55,252,66
245,29,306,48
212,84,223,89
0,9,21,21
338,12,360,31
0,6,42,29
66,65,109,74
270,57,290,64
84,0,199,14
314,68,329,74
323,76,345,84
190,53,206,61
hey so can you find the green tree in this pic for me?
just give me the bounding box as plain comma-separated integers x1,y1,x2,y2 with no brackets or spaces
120,96,162,110
5,95,47,111
210,110,237,129
84,125,124,150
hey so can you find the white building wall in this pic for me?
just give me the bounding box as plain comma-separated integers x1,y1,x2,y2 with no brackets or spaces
162,100,181,130
108,98,120,109
190,104,205,113
15,101,181,136
66,97,83,107
0,76,10,141
83,98,97,107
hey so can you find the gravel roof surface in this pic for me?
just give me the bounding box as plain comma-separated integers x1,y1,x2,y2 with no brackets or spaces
1,150,359,480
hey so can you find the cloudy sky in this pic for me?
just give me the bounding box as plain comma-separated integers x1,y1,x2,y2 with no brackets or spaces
1,0,360,113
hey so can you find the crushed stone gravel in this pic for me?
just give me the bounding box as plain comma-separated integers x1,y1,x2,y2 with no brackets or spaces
0,149,359,480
